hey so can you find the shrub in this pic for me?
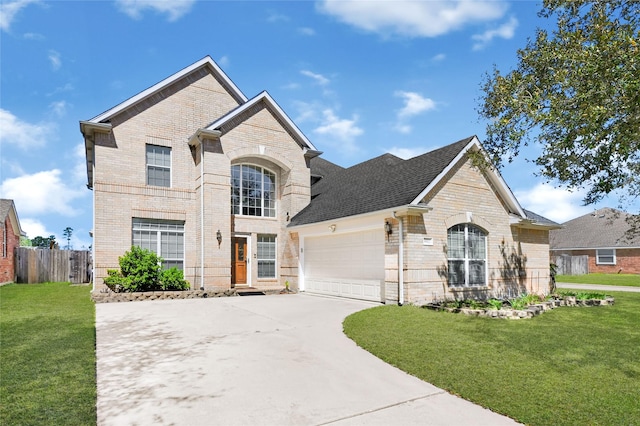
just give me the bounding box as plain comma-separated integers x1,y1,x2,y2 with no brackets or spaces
103,246,190,292
161,267,189,291
487,299,503,310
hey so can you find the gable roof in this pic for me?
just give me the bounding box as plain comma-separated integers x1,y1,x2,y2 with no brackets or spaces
0,199,26,237
289,136,536,227
204,91,318,152
550,208,640,249
87,56,247,124
310,156,345,186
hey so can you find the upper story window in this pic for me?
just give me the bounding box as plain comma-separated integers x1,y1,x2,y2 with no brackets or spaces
596,249,616,265
447,223,487,287
231,164,276,217
146,144,171,187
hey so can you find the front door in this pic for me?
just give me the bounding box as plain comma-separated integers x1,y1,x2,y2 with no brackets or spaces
231,237,247,286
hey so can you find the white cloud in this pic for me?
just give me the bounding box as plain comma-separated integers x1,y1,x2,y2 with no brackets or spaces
20,218,52,240
387,146,428,160
432,53,446,62
393,91,436,133
48,49,61,70
72,143,88,184
0,0,39,32
49,100,67,117
115,0,195,22
472,16,518,50
314,109,363,144
514,183,592,224
217,55,230,68
267,10,289,23
0,109,49,149
1,169,87,217
298,27,315,36
301,69,330,86
23,31,44,40
317,0,508,38
395,91,436,119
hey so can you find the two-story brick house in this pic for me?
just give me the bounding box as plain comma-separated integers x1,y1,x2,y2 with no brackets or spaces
82,56,559,304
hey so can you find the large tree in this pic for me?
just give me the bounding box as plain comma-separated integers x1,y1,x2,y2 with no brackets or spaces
479,0,639,211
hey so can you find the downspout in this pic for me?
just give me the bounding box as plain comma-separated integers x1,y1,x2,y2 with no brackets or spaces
200,140,205,290
393,212,404,306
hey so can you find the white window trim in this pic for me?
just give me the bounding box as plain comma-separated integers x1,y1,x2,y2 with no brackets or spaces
257,234,277,279
596,248,616,265
448,223,488,287
132,219,184,269
146,144,172,188
231,163,277,218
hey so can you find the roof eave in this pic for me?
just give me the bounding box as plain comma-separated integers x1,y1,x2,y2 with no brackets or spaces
80,121,113,189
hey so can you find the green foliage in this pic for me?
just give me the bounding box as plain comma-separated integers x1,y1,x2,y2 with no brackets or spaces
19,236,32,247
0,283,97,425
30,235,56,248
486,299,503,310
104,246,189,292
478,0,640,210
344,292,640,425
160,267,189,291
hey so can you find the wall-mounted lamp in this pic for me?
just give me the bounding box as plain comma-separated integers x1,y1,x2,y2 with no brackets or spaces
329,224,336,233
286,212,290,222
385,221,392,241
216,229,222,248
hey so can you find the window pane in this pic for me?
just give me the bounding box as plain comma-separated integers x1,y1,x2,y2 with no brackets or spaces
469,261,486,285
230,164,276,218
257,234,276,278
447,225,465,258
146,145,170,187
467,226,486,259
448,260,465,286
132,219,184,270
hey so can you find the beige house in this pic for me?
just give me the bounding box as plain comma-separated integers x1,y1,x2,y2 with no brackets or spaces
81,56,558,304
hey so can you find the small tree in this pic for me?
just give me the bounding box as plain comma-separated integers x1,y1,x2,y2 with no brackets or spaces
63,227,73,250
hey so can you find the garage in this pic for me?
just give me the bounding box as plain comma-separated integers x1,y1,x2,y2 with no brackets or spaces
303,229,384,302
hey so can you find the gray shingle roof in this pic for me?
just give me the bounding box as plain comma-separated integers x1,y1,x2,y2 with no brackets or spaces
523,209,560,227
309,157,344,185
550,207,640,249
289,136,474,226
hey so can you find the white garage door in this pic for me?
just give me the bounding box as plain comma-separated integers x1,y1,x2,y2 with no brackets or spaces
303,229,384,302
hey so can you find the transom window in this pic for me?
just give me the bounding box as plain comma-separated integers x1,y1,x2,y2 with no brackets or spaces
596,249,616,265
132,218,184,270
231,165,276,217
257,234,276,278
146,144,171,187
447,223,487,287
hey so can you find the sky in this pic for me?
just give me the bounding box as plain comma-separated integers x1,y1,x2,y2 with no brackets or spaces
0,0,633,250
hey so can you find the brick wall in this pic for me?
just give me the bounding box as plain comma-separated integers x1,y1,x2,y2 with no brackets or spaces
0,216,20,284
92,71,309,292
385,156,552,305
553,248,640,274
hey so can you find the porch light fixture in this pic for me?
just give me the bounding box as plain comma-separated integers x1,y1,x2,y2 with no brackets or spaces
329,224,336,232
385,221,392,241
216,229,222,248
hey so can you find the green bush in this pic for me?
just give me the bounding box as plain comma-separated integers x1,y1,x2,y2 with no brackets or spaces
161,267,189,291
103,246,189,292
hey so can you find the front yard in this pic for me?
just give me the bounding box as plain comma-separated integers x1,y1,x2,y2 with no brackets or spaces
0,283,97,426
344,291,640,426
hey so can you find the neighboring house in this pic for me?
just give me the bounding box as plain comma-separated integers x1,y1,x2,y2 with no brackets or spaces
81,56,559,304
550,208,640,274
0,199,26,284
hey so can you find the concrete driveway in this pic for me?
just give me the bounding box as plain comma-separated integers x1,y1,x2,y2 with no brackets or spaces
96,294,519,425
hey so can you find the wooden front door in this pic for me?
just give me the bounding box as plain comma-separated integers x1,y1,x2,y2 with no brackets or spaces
231,237,247,286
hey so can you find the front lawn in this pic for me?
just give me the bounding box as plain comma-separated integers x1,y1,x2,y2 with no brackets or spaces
0,283,97,426
343,292,640,426
556,273,640,287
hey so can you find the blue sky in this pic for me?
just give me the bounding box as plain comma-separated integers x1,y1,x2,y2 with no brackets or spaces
0,0,629,250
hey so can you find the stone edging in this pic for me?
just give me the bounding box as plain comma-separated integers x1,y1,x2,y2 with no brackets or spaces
92,289,238,303
423,296,615,320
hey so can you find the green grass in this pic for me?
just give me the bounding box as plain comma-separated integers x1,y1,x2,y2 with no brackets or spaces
343,292,640,426
556,273,640,287
0,283,97,426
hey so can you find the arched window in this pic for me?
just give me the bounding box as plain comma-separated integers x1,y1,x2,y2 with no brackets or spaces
231,164,276,217
447,223,487,287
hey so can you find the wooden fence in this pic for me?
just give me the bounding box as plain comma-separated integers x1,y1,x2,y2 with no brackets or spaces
15,248,92,284
552,255,589,276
